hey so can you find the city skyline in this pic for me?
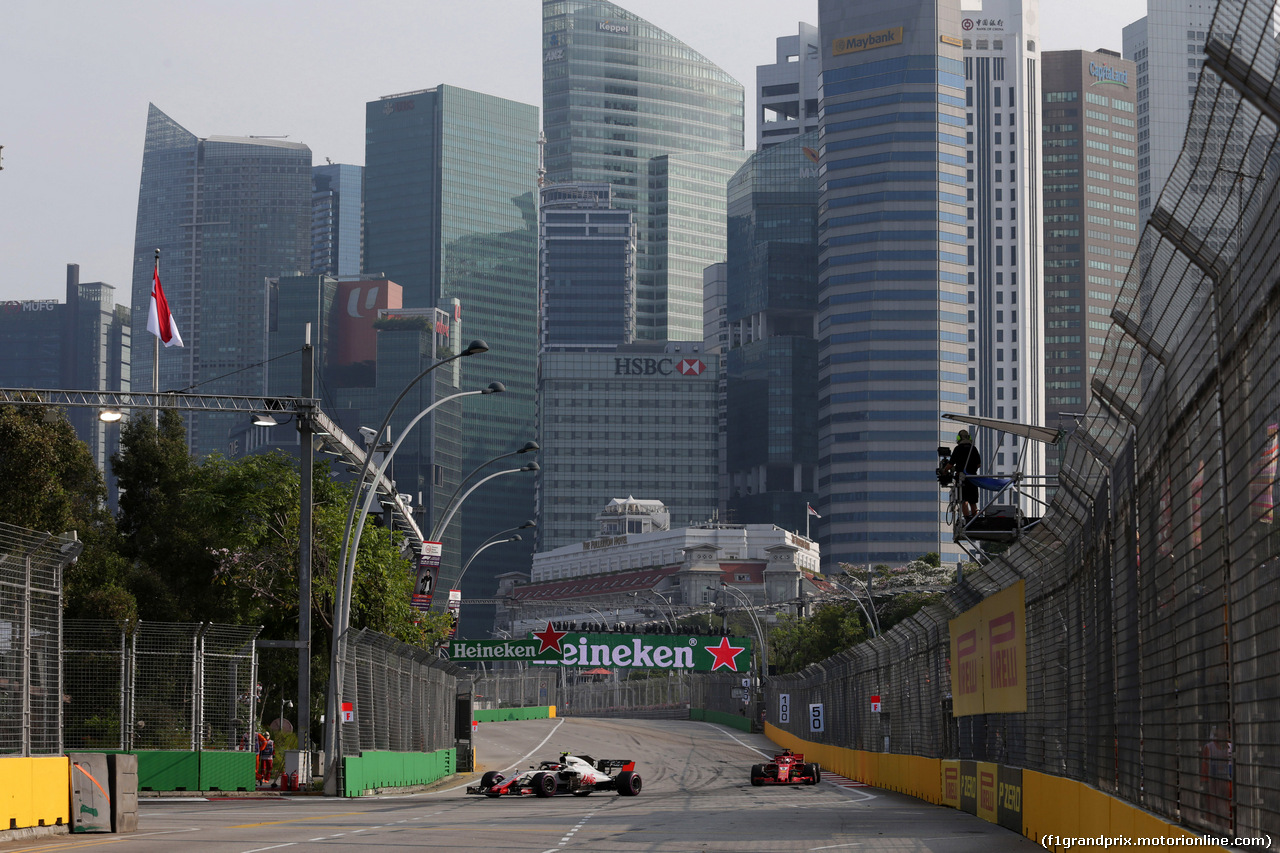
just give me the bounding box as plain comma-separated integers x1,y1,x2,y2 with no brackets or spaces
3,0,1149,304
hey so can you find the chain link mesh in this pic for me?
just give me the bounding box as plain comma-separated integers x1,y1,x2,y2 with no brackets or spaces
63,621,260,752
0,523,76,756
335,629,463,756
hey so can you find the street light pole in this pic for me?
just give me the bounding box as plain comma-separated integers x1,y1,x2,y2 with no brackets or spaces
457,534,522,590
709,584,768,680
430,457,538,542
337,383,505,632
324,339,488,796
429,442,539,542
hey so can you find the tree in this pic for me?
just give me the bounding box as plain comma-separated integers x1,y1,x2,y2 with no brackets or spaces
0,404,107,535
769,601,869,674
0,404,132,623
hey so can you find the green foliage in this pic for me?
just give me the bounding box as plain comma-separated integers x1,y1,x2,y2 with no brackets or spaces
770,601,869,674
0,404,108,535
769,554,960,674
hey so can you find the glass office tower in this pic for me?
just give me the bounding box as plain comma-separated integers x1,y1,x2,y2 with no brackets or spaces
364,85,540,636
1040,50,1139,482
311,164,364,278
542,0,745,341
539,182,636,349
131,104,312,458
724,133,821,531
816,0,970,566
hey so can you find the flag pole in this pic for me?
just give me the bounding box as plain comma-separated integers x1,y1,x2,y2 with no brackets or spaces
806,503,810,539
153,249,160,428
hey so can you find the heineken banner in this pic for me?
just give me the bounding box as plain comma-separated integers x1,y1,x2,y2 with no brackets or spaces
447,623,753,672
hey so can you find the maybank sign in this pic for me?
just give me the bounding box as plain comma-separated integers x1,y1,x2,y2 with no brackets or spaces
448,631,752,672
833,27,904,56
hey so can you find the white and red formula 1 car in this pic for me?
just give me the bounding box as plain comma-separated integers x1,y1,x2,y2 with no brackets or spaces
467,752,643,798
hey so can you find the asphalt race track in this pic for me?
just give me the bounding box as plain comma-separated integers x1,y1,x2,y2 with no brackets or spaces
0,718,1042,852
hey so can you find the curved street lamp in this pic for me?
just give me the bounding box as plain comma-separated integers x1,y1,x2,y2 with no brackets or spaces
336,382,505,637
324,339,488,795
429,441,539,542
457,533,523,591
708,584,769,680
430,461,540,548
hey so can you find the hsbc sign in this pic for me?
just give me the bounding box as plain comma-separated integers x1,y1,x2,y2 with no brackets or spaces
614,357,706,377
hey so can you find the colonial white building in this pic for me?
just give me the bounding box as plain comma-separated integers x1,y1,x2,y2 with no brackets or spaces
495,498,824,635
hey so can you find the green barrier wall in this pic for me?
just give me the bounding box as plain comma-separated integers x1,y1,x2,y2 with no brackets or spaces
342,749,455,797
689,708,751,732
197,751,256,791
135,751,200,791
472,706,554,723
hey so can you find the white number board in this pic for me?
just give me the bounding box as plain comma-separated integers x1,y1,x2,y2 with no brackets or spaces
778,693,791,724
808,703,825,733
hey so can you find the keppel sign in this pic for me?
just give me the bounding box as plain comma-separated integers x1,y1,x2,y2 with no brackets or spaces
448,628,752,673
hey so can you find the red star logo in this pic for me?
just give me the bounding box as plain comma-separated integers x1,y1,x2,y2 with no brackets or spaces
705,637,747,672
678,358,705,376
532,621,568,654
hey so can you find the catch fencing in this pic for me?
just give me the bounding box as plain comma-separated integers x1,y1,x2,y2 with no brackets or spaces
769,0,1280,838
471,669,560,711
556,671,692,719
0,522,79,756
332,628,463,756
62,620,261,752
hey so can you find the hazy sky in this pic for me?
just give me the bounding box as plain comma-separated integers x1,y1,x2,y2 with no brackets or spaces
1,0,1146,304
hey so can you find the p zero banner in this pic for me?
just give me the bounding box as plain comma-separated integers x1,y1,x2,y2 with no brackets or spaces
949,580,1027,716
447,625,752,673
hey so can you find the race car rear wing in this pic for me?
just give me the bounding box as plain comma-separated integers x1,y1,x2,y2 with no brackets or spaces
595,758,636,774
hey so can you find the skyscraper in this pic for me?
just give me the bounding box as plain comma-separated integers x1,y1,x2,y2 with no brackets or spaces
724,132,821,531
1122,3,1218,231
757,22,823,149
363,85,540,635
0,264,131,504
130,104,312,458
535,343,720,550
538,182,636,350
311,164,364,278
961,0,1046,488
816,0,969,566
1040,50,1139,473
542,0,746,341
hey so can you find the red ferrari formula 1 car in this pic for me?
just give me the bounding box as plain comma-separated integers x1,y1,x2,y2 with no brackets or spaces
466,752,643,798
750,749,821,786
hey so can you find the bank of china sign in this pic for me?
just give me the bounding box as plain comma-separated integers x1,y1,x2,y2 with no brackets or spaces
448,623,752,672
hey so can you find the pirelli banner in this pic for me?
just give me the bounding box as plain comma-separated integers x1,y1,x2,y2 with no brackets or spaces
949,580,1027,715
447,625,753,673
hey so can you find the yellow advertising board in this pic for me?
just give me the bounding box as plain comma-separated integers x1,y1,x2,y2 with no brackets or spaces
949,580,1027,715
832,27,904,56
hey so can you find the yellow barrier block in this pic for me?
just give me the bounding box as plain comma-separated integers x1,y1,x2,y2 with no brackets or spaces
1078,784,1112,837
0,758,34,830
548,705,557,718
1109,796,1136,840
0,757,69,831
33,758,69,828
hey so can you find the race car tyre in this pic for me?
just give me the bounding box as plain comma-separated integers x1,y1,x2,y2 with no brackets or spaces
750,764,765,786
615,770,642,796
480,771,504,789
533,772,557,798
805,764,821,784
